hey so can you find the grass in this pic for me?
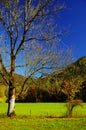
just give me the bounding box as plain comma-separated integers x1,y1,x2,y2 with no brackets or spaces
0,103,86,130
0,103,67,116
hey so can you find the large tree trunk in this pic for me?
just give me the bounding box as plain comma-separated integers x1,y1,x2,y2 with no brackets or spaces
7,86,16,117
7,55,16,117
0,54,15,116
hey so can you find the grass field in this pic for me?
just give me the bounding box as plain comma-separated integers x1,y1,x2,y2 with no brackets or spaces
0,103,86,130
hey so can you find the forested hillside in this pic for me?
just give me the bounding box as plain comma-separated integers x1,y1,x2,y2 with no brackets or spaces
0,56,86,102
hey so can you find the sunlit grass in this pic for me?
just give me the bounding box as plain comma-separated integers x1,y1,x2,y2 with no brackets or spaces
15,103,67,117
0,103,86,117
0,103,86,130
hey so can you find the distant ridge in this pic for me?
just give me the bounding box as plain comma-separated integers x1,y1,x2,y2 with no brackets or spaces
50,56,86,81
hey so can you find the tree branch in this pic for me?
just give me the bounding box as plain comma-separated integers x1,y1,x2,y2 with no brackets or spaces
0,54,9,85
25,36,56,42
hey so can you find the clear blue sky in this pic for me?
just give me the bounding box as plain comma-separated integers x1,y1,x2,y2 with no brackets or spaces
58,0,86,60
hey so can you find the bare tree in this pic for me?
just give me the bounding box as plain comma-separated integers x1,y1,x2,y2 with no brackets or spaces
0,0,72,117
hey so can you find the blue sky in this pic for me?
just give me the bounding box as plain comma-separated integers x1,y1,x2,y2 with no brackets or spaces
1,0,86,61
0,0,86,76
58,0,86,60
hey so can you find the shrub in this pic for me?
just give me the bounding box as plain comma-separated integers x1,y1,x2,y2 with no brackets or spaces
65,99,83,117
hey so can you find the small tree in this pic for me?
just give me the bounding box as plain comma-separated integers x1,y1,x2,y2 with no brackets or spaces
62,80,83,117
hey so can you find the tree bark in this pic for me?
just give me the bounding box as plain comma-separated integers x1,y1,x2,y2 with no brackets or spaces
7,87,16,117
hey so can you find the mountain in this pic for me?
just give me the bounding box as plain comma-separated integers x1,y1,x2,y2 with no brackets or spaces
0,56,86,102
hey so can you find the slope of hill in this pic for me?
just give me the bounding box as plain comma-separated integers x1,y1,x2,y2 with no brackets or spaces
51,56,86,81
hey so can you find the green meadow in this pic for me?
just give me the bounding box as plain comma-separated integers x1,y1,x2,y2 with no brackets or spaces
0,103,86,130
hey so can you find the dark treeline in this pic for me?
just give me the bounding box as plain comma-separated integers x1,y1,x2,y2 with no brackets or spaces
16,80,86,103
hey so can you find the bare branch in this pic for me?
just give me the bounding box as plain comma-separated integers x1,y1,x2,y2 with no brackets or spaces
0,54,9,76
0,72,9,85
